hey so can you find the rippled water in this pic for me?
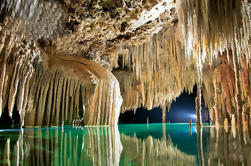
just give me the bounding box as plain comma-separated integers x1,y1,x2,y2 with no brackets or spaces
0,124,250,166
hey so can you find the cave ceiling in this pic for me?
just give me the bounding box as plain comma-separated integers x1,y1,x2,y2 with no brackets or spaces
0,0,250,127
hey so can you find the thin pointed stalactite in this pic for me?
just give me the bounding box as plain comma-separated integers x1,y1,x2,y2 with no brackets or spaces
195,84,202,127
196,50,203,127
162,106,166,124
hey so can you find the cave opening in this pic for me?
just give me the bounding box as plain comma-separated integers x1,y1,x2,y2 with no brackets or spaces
119,86,209,124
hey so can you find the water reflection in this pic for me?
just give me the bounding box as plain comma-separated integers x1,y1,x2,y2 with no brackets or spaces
0,124,250,166
204,127,251,166
0,127,122,166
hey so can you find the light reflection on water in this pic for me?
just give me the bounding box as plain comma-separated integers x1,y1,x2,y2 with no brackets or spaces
0,124,250,166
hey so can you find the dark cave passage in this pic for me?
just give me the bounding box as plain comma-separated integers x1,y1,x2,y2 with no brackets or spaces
119,87,210,124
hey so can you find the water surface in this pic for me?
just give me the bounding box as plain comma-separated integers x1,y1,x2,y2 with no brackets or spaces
0,124,250,166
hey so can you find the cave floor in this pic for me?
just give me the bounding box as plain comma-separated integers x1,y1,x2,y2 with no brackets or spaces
0,123,250,166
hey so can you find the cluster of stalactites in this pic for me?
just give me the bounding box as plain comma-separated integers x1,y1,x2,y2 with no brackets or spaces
0,0,67,41
171,0,251,127
114,28,197,115
115,0,251,127
0,36,39,126
177,0,250,65
0,36,122,127
202,50,251,129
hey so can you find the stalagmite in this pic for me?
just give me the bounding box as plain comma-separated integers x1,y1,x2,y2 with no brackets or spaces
195,85,202,127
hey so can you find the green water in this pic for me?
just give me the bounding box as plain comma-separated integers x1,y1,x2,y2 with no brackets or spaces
0,124,250,166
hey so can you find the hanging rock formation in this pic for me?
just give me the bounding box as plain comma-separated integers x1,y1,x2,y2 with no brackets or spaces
0,0,250,127
0,36,122,126
176,0,251,127
116,0,251,127
113,29,197,114
0,0,176,126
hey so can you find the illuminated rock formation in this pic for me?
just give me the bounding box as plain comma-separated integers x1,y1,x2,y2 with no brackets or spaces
0,0,177,126
116,0,251,127
113,29,197,114
0,38,122,126
176,0,251,127
0,0,250,126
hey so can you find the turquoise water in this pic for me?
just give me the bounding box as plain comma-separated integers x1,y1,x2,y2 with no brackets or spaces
0,123,250,166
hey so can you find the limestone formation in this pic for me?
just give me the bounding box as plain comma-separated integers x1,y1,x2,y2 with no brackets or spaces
0,0,250,127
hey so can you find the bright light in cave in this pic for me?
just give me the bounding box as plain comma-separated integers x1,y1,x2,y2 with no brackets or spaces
189,114,197,120
119,88,209,124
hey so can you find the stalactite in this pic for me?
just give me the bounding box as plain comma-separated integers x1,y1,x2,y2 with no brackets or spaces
114,28,197,114
0,34,13,118
0,43,122,126
0,0,250,127
195,84,202,126
176,0,251,127
162,106,166,123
